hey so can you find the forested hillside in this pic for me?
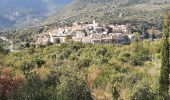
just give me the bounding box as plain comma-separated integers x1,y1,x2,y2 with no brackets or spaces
49,0,170,25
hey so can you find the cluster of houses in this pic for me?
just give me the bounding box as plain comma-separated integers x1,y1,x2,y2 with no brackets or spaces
36,20,162,46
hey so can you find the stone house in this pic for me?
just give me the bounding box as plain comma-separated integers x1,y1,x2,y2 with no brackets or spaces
109,25,128,33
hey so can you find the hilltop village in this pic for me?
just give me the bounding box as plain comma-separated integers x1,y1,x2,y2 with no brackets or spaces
36,20,162,46
0,20,163,51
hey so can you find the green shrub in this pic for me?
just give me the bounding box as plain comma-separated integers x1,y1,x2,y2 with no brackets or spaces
130,85,156,100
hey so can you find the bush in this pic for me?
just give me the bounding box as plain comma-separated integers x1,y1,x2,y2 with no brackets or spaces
34,58,45,68
0,68,23,100
130,42,150,66
130,85,156,100
96,47,107,56
77,58,91,68
15,72,58,100
118,52,131,63
59,49,71,59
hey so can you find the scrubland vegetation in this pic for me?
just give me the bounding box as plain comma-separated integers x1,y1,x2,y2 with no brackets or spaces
0,40,163,99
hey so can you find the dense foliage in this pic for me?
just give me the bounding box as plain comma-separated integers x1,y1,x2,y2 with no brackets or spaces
159,12,170,99
0,40,163,99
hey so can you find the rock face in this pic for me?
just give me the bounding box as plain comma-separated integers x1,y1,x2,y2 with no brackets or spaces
49,0,170,24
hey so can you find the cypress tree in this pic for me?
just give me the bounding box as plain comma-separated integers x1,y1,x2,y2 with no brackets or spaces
159,11,170,100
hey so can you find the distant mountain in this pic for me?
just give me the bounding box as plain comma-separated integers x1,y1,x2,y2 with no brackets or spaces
0,0,72,30
1,0,170,30
49,0,170,25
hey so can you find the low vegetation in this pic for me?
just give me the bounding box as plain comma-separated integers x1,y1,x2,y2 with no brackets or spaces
0,40,163,99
